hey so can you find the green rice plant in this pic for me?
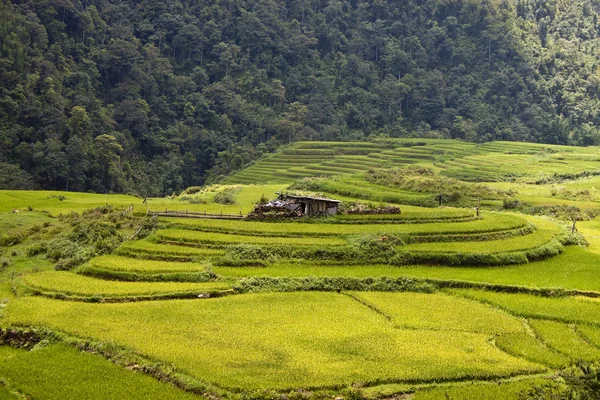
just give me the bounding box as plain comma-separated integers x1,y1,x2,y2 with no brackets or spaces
22,271,231,297
156,229,348,246
448,289,600,325
495,332,571,368
6,293,543,391
116,240,225,261
578,324,600,348
529,319,600,362
350,292,523,334
0,344,199,400
386,246,600,293
89,255,207,273
409,376,548,400
76,265,215,283
401,228,558,254
165,212,527,238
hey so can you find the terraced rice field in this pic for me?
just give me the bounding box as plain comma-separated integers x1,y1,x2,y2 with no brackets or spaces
4,139,600,399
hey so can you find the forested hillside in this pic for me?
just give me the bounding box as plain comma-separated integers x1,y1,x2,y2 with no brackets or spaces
2,0,600,194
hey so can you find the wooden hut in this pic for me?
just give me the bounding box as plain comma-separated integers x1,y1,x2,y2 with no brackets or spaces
277,194,342,216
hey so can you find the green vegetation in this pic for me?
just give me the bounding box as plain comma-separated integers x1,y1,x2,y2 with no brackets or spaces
5,293,542,391
529,320,600,362
348,292,523,334
448,290,600,325
22,271,230,298
496,332,571,369
6,137,600,398
0,344,198,400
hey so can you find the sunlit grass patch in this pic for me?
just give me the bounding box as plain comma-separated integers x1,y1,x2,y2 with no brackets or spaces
350,292,523,334
89,255,206,273
22,271,230,297
156,229,348,246
0,344,198,400
448,289,600,325
529,319,600,362
496,332,571,368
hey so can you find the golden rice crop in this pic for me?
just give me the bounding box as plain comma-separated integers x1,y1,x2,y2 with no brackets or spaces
6,293,542,391
23,271,230,297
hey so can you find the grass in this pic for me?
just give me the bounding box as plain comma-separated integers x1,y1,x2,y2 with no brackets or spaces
22,271,230,297
448,289,600,325
156,229,348,246
387,246,600,293
348,292,523,334
0,211,54,234
528,319,600,362
578,324,600,348
495,332,571,368
5,292,542,391
401,218,559,253
88,255,207,273
117,240,225,256
0,185,285,216
0,344,198,400
409,376,547,400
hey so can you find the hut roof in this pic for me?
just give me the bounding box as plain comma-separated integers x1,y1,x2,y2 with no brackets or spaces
279,194,342,203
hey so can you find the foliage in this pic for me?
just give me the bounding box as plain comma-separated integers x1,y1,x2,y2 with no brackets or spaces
5,0,600,190
5,293,542,390
22,271,230,298
0,343,199,400
365,167,510,205
520,362,600,400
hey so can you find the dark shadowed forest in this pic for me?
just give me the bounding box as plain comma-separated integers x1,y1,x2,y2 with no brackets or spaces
3,0,600,194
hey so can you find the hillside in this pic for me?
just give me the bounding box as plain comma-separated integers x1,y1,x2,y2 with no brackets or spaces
1,139,600,398
4,0,600,194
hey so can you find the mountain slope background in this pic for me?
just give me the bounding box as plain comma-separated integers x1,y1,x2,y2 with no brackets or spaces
2,0,600,194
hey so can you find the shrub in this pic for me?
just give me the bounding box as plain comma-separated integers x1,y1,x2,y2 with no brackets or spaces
182,186,203,195
234,276,436,294
503,197,522,209
213,191,236,204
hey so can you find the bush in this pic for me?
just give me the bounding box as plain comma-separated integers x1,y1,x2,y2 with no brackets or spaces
213,191,236,204
520,362,600,399
234,276,436,294
183,186,203,195
503,197,522,209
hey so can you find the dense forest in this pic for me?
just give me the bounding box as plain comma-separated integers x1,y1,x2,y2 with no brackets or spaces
2,0,600,194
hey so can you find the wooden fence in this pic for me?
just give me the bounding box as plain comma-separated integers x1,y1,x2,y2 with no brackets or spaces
151,209,245,219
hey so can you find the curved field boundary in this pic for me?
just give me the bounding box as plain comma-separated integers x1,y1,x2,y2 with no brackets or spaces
21,272,232,299
156,229,348,247
76,266,215,283
22,287,235,303
392,237,565,266
162,213,526,237
164,223,534,243
88,255,208,273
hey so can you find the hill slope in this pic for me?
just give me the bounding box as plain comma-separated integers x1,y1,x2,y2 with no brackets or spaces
3,0,600,193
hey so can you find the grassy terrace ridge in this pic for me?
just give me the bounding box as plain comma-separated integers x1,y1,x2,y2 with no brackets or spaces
162,212,526,237
224,139,600,185
87,255,208,273
21,271,231,298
